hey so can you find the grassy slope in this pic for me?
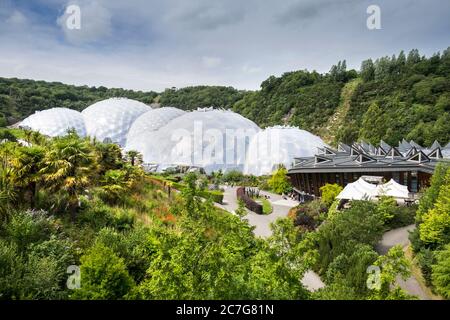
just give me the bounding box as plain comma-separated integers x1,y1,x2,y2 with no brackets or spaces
318,78,362,145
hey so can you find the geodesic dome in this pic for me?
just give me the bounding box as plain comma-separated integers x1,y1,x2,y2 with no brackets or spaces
125,107,186,152
82,98,151,146
244,126,327,176
20,108,86,137
127,109,260,173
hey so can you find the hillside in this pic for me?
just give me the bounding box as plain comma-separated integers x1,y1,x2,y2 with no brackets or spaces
1,47,449,146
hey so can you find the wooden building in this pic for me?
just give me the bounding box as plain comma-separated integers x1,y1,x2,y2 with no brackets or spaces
288,139,449,197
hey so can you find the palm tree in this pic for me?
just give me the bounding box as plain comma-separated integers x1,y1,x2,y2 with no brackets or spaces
101,169,129,204
94,142,123,174
125,150,143,167
0,144,18,218
12,146,45,208
40,135,97,220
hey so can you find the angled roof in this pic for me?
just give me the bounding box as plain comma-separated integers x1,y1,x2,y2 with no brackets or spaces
290,140,449,175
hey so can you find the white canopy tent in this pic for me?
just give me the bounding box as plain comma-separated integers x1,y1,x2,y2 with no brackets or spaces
376,179,410,199
336,177,377,200
336,177,410,201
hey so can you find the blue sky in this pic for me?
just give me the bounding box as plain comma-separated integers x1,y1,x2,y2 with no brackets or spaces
0,0,449,91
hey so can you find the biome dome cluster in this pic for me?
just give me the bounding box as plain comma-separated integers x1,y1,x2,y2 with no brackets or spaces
82,98,152,146
243,126,328,176
19,99,327,175
19,108,86,137
125,108,260,173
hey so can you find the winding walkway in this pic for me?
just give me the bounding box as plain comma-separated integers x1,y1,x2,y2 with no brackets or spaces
376,224,432,300
217,185,325,291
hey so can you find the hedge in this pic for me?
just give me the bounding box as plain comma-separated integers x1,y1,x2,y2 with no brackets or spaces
236,187,263,215
147,176,223,204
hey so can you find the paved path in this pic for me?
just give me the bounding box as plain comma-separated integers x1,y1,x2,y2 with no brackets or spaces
376,224,431,300
217,185,325,291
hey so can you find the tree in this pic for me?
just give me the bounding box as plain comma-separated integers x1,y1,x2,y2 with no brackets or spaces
419,169,450,245
376,196,397,223
360,59,375,82
72,243,134,300
369,245,413,300
416,164,450,222
101,169,130,204
268,166,291,194
12,146,45,208
319,183,343,207
316,201,384,272
359,102,387,144
432,243,450,299
124,150,143,167
40,134,97,219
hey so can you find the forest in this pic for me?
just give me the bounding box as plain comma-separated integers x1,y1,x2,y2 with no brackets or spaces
1,48,449,147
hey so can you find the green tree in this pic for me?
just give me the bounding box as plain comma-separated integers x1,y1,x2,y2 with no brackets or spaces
432,243,450,299
72,243,134,300
40,134,97,219
319,183,343,207
420,169,450,245
268,166,291,194
369,245,413,300
376,196,397,223
124,150,143,167
12,146,45,208
359,102,387,144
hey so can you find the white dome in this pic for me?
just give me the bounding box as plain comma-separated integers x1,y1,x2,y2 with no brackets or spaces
20,108,86,137
82,98,151,146
125,107,186,152
244,126,327,176
128,109,260,173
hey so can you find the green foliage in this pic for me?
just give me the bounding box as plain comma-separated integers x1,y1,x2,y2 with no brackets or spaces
159,86,244,110
419,168,450,245
268,166,291,194
369,246,413,300
0,77,157,125
316,201,384,275
432,243,450,299
319,183,343,207
72,243,135,300
376,196,397,223
416,163,450,222
4,210,55,251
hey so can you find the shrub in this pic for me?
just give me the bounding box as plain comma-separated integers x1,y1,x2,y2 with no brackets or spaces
417,248,435,287
4,210,55,251
72,243,135,300
376,196,397,223
267,167,291,194
236,187,263,215
432,243,450,299
198,190,224,204
386,205,416,229
320,183,343,207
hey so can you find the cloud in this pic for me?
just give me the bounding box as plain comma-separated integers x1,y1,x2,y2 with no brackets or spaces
202,56,222,68
6,10,28,27
56,1,112,45
0,0,449,92
164,0,247,31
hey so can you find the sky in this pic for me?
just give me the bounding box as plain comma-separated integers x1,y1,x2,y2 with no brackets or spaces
0,0,449,91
